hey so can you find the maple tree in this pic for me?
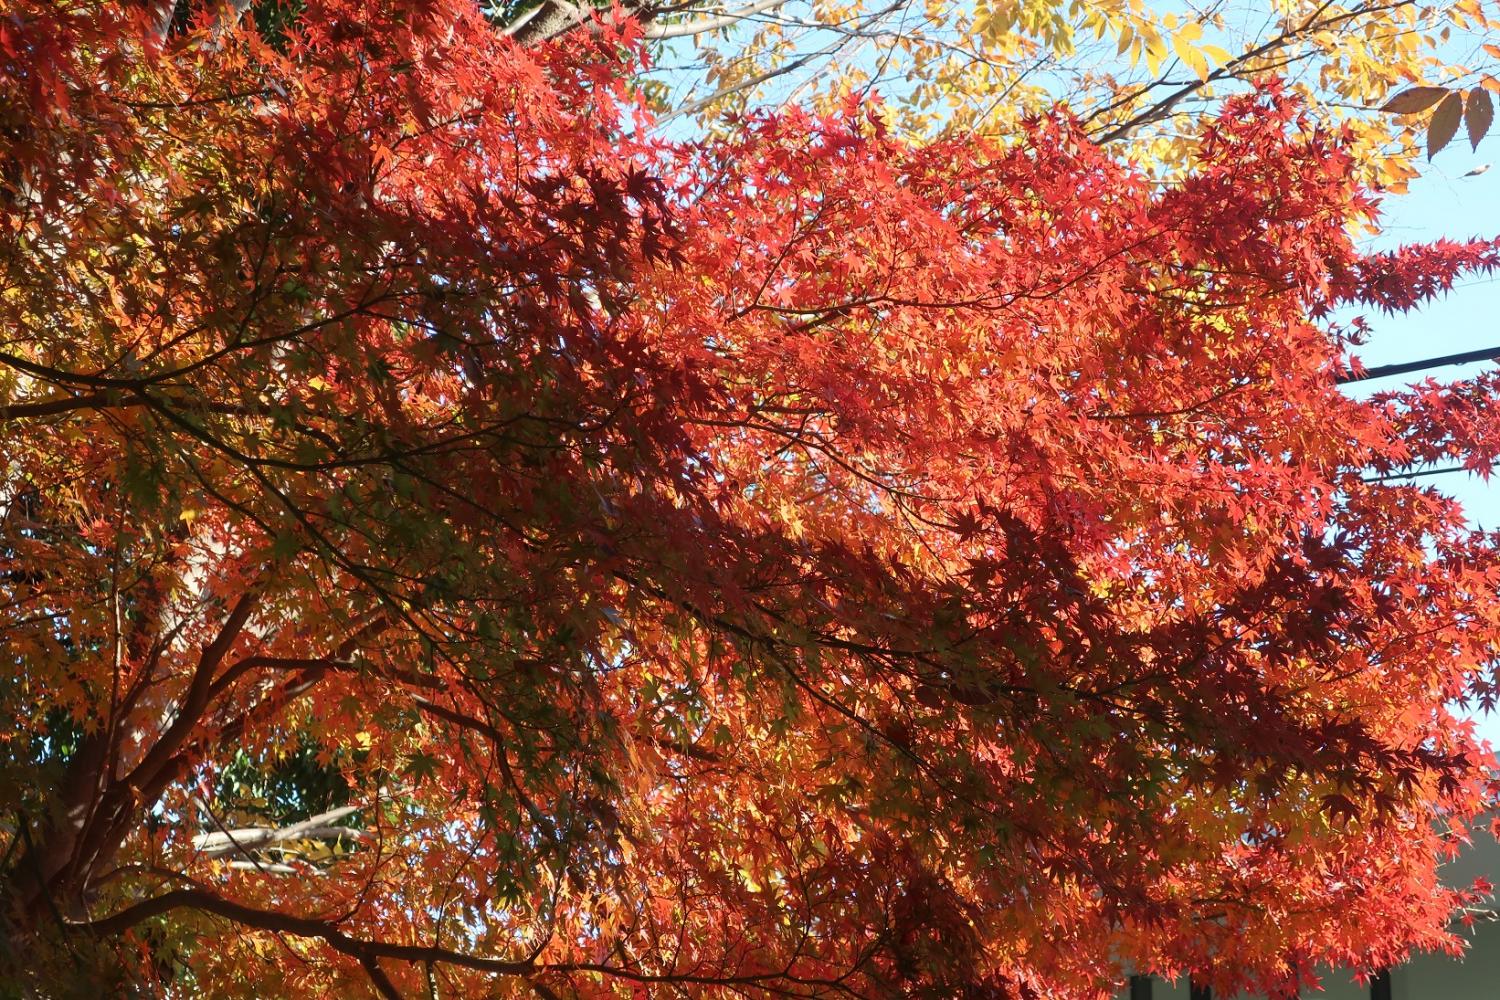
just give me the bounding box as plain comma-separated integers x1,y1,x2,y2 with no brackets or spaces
3,2,1500,998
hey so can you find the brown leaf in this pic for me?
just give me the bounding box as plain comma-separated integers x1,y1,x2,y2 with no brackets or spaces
949,684,997,707
914,685,946,709
1428,91,1464,159
1466,88,1494,151
1321,793,1360,827
1380,86,1450,115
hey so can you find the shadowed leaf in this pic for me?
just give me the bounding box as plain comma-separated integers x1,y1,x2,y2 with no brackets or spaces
1379,86,1451,115
1467,88,1494,151
1428,91,1464,159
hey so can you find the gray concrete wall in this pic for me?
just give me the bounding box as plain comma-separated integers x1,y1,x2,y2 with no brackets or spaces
1389,917,1499,1000
1116,924,1498,999
1114,826,1500,999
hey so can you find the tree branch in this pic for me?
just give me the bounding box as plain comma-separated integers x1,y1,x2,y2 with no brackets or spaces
644,0,793,38
73,889,537,975
191,804,365,859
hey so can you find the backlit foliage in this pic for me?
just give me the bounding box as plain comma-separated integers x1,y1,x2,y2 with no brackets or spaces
1,2,1499,997
649,0,1500,188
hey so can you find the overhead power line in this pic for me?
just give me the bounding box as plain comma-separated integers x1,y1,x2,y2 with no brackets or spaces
1362,464,1470,484
1338,348,1500,483
1339,346,1500,384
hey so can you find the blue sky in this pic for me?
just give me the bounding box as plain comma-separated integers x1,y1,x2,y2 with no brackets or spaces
1347,142,1500,745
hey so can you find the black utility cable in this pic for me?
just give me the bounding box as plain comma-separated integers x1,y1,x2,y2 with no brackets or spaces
1339,346,1500,384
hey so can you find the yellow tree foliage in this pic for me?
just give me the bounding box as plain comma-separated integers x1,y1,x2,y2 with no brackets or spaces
642,0,1500,188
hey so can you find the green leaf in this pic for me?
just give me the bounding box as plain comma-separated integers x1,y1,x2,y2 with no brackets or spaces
405,751,442,786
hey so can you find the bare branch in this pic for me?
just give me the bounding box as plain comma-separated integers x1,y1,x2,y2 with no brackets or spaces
644,0,794,38
191,805,364,859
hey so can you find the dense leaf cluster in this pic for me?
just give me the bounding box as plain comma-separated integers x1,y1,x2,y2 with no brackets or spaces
0,3,1498,998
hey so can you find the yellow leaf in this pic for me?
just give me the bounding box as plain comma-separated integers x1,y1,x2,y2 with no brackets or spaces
1174,36,1210,81
1145,44,1165,77
1200,43,1232,67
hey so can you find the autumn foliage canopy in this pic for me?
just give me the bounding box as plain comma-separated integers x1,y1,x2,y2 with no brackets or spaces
3,2,1500,997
